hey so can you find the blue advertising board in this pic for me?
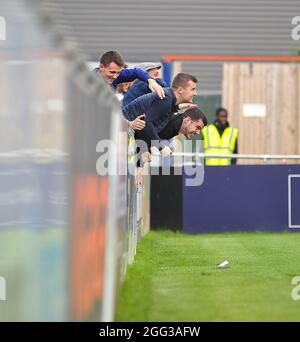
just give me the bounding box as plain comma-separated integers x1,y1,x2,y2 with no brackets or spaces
183,165,300,233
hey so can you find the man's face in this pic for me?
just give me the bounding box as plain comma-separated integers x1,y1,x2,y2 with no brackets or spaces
178,81,197,103
182,117,205,139
217,111,228,125
147,68,161,79
99,62,122,84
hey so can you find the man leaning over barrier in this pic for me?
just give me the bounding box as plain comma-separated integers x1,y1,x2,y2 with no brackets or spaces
122,73,199,159
159,107,207,141
94,51,165,131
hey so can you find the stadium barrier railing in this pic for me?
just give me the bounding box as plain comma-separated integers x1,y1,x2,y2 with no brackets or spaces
172,153,300,164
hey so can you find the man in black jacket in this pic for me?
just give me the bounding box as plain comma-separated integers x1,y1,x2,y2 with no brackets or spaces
159,108,207,141
122,73,198,156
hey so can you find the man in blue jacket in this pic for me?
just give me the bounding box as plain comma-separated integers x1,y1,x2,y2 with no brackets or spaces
122,73,198,157
122,62,166,108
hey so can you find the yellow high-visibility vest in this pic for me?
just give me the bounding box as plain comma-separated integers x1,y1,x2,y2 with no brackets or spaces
202,124,239,166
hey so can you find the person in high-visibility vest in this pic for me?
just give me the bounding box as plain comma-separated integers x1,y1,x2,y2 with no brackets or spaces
202,107,238,166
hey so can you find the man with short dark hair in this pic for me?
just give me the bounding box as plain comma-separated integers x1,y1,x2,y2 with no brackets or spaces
122,73,198,155
93,51,164,99
159,108,208,141
171,73,198,90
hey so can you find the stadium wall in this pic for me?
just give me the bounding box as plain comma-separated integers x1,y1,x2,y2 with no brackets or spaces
151,165,300,233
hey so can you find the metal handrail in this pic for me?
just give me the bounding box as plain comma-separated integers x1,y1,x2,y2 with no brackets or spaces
171,153,300,160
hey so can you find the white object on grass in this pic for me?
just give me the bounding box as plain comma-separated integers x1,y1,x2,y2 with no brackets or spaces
217,260,230,269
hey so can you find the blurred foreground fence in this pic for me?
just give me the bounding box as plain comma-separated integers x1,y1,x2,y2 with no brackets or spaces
0,0,149,321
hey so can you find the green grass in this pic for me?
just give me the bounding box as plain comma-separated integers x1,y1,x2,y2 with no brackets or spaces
116,230,300,322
